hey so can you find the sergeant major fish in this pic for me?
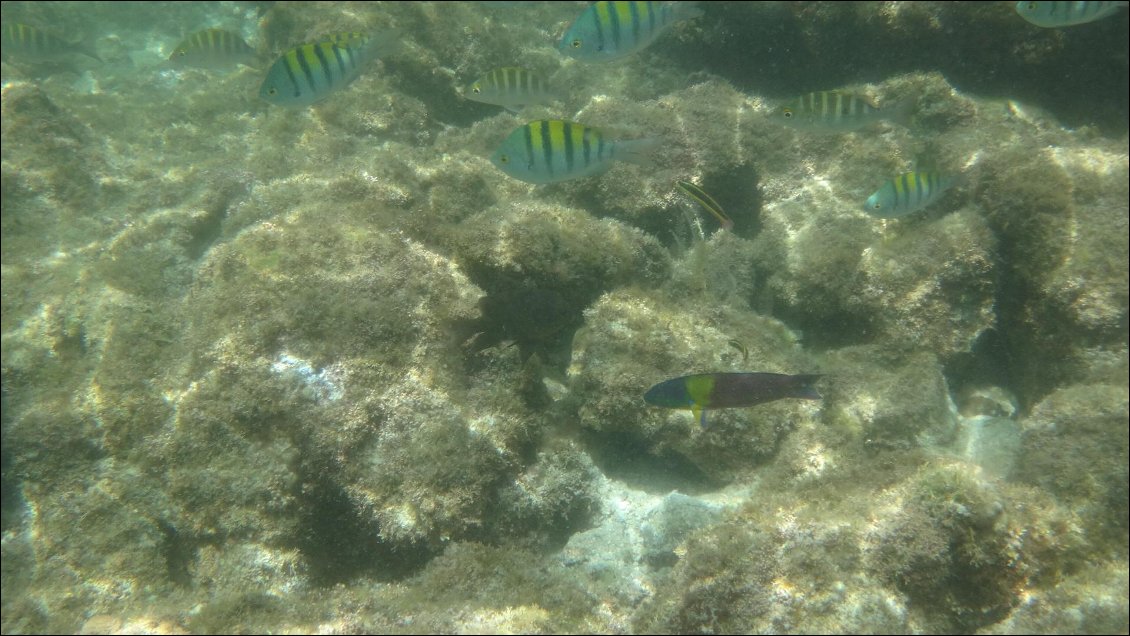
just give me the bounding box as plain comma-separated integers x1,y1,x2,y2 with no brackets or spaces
1,22,101,63
491,120,659,184
560,1,703,63
1015,1,1129,27
644,372,822,428
259,30,399,107
168,28,256,70
774,91,913,133
864,171,958,218
464,67,558,112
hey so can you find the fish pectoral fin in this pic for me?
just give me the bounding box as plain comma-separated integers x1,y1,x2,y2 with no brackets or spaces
692,405,708,428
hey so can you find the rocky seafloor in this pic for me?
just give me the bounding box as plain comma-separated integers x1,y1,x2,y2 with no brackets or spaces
2,2,1127,634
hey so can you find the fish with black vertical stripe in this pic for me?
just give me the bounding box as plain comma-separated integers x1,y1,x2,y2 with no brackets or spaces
1,22,101,63
1015,1,1128,27
774,90,913,134
168,29,256,70
560,1,703,63
864,171,958,218
259,30,399,107
463,67,558,112
491,120,659,184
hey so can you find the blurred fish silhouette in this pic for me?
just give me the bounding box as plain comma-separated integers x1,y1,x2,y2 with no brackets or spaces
1,22,101,63
1015,1,1128,27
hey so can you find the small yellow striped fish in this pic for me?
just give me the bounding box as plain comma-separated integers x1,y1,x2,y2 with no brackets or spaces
676,180,733,230
1016,1,1128,27
168,29,255,69
560,1,703,62
464,67,557,112
1,22,101,62
491,120,659,184
775,91,912,133
259,30,398,107
864,172,957,218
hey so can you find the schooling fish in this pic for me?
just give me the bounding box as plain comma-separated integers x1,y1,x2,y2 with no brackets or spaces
259,30,398,107
560,1,703,63
1,22,101,63
774,91,913,133
644,372,822,428
464,67,558,112
168,28,256,70
863,171,957,218
491,120,659,184
1015,1,1128,27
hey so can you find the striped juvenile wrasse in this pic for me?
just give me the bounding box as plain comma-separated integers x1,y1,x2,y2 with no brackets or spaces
774,91,911,133
491,120,658,184
676,180,733,230
464,67,557,112
864,172,957,218
560,1,703,63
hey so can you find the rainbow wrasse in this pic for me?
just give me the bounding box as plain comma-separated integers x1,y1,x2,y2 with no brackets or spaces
644,372,822,427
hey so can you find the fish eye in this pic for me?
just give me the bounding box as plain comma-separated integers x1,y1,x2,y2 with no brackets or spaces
872,202,882,210
472,85,481,94
498,154,510,164
268,87,278,96
571,39,582,48
782,108,793,118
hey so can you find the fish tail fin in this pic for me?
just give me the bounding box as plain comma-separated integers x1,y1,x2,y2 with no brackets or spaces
615,137,662,168
69,37,102,62
791,374,823,400
693,405,709,428
362,27,405,61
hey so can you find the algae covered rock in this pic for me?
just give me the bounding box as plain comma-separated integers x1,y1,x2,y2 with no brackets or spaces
863,463,1018,631
818,345,955,450
1013,383,1129,541
978,142,1129,405
445,198,671,364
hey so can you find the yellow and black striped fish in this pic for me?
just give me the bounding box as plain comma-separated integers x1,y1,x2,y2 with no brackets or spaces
1,22,101,63
560,1,703,62
491,120,659,184
464,67,557,112
775,91,912,133
259,30,398,107
864,171,957,218
168,29,255,69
